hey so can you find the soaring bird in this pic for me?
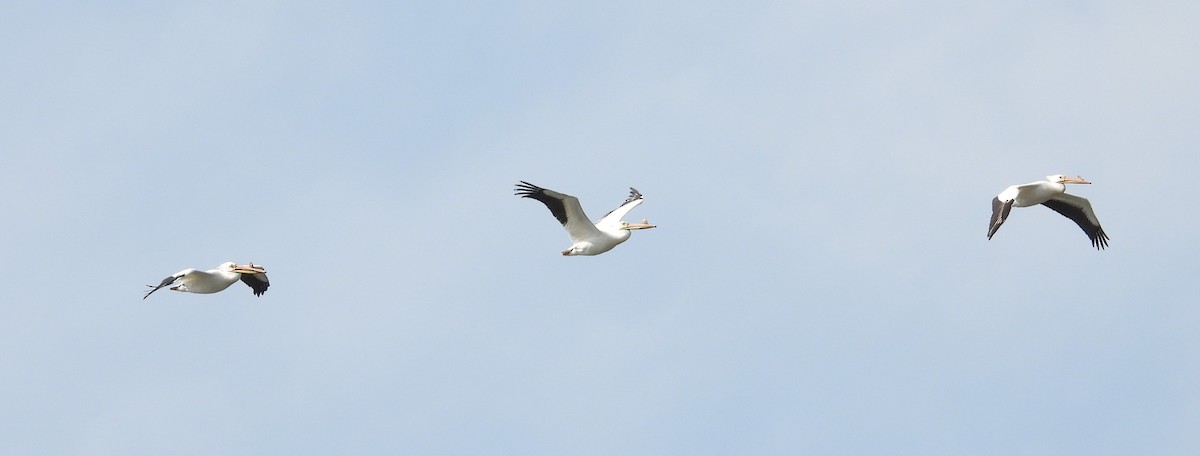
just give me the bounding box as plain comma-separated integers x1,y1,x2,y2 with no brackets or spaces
988,175,1109,249
515,181,656,256
143,262,270,299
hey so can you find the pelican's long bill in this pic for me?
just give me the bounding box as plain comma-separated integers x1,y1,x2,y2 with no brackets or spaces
231,264,267,274
1057,176,1091,185
622,219,656,230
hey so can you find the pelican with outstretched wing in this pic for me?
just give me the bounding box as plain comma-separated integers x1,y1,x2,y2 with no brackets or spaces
143,262,270,299
515,181,656,256
988,174,1109,250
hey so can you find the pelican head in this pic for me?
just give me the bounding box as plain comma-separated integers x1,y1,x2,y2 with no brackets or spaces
620,219,657,230
1049,175,1091,185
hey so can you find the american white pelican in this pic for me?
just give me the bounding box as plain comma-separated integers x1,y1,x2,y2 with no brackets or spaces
143,262,270,299
515,181,656,256
988,175,1109,249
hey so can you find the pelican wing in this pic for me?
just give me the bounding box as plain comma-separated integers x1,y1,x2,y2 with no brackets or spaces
987,197,1014,240
240,272,270,296
596,187,644,230
1041,193,1109,249
515,181,601,242
143,269,189,300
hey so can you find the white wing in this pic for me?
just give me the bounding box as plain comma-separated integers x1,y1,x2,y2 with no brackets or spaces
515,182,602,243
595,188,644,230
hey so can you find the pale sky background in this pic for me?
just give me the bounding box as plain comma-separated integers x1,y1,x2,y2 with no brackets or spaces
3,1,1199,454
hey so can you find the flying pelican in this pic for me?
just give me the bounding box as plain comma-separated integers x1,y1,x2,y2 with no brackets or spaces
143,262,270,299
988,175,1109,249
515,181,656,256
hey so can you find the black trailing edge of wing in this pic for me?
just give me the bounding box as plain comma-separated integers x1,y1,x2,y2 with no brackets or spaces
515,181,569,226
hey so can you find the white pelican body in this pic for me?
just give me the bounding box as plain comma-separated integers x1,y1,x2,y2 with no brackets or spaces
143,262,270,299
988,175,1109,249
515,181,656,256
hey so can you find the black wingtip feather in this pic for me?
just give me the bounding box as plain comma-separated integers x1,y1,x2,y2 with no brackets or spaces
241,274,269,296
514,181,570,225
513,181,541,196
1092,228,1110,250
624,187,643,205
987,198,1013,240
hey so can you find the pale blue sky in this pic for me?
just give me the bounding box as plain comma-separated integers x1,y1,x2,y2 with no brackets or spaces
2,1,1199,454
